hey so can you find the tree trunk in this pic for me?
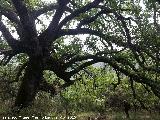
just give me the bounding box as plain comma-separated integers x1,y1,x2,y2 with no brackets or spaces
14,57,43,109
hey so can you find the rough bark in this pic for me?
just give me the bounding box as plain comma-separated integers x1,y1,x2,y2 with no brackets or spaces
14,56,43,109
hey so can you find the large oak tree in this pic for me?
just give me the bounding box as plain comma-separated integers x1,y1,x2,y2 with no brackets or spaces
0,0,160,111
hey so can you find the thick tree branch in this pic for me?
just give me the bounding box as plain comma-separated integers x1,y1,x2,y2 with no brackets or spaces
69,60,98,75
47,0,70,31
58,0,103,29
64,54,99,69
11,0,37,40
45,56,72,82
0,50,16,65
32,3,72,19
59,28,104,37
38,0,103,44
77,10,105,28
0,6,23,39
59,28,160,74
58,28,127,48
63,54,160,98
32,4,58,19
64,53,139,76
59,28,124,48
113,12,148,68
0,20,19,49
38,0,70,48
0,6,20,25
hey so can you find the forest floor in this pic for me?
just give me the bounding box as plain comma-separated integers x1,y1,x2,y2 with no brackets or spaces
77,111,160,120
1,109,160,120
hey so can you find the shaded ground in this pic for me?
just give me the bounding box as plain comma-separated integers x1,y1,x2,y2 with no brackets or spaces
1,109,160,120
77,111,160,120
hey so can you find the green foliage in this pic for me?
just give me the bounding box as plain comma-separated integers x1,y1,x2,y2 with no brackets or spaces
0,0,160,118
0,65,160,118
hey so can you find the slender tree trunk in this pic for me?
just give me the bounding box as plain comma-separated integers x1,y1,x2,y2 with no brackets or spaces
14,56,43,109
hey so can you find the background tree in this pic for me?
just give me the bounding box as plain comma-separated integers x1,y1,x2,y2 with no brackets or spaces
0,0,160,112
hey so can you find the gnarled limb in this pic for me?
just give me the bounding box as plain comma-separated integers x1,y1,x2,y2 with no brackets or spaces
38,0,103,43
45,56,72,82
